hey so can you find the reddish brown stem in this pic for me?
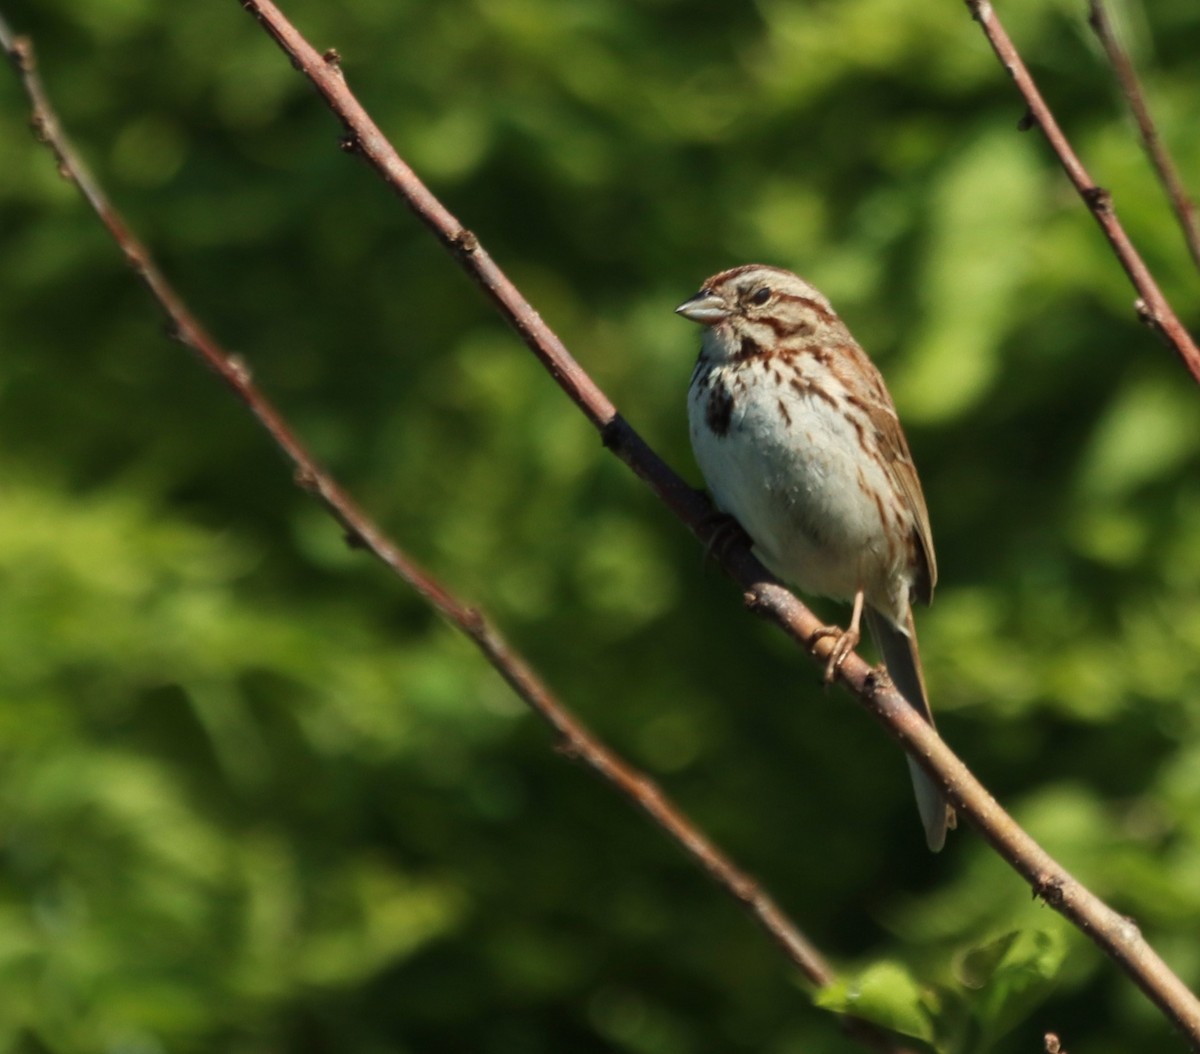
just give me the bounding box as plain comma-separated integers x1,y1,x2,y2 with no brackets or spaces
7,1,1200,1046
229,0,1200,1042
964,0,1200,384
1086,0,1200,273
0,13,914,1054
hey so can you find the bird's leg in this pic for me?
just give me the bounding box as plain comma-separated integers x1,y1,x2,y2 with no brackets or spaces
808,588,864,684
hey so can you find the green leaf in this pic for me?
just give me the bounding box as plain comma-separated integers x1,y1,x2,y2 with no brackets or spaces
955,928,1068,1043
814,961,935,1042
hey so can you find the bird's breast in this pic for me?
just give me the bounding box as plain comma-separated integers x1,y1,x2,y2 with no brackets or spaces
687,357,910,606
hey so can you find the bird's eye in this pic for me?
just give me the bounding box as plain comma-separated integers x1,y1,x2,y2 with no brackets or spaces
749,287,772,306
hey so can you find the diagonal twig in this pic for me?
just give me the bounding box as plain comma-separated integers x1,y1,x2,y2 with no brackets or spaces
228,1,1200,1045
8,2,1200,1047
1086,0,1200,274
964,0,1200,384
0,14,913,1054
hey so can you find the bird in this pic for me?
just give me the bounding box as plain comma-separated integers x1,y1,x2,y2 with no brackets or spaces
677,263,955,850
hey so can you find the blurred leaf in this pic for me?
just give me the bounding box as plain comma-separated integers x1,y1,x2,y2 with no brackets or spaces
814,961,934,1042
3,0,1200,1050
954,928,1067,1045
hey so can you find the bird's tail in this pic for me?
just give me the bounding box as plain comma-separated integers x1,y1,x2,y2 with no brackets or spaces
865,606,956,852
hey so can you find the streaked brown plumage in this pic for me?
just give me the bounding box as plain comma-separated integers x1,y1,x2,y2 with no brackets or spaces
678,264,955,851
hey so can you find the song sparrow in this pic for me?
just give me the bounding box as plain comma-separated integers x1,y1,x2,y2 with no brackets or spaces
677,264,955,851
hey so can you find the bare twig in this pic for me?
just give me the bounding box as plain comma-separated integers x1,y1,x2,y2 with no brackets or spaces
8,2,1200,1047
224,1,1200,1045
234,0,1200,1042
963,0,1200,384
0,14,912,1054
1086,0,1200,273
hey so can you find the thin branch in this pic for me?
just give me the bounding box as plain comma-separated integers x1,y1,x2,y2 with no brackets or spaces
227,1,1200,1045
1086,0,1200,273
8,2,1200,1047
0,15,912,1054
963,0,1200,385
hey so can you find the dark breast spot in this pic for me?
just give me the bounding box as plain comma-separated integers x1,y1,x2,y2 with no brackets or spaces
738,336,762,360
706,380,735,437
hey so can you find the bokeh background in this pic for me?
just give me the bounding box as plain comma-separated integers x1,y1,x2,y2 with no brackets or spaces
2,1,1200,1051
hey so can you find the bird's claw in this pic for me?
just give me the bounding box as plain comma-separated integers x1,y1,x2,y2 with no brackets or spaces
700,509,752,564
808,623,861,684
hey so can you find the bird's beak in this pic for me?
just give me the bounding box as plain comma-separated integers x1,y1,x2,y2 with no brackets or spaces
675,288,731,325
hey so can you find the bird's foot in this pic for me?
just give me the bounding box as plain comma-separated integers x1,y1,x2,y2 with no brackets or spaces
699,508,752,565
809,588,866,684
808,623,861,684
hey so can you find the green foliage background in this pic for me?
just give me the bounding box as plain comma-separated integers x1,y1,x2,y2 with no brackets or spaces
2,1,1200,1051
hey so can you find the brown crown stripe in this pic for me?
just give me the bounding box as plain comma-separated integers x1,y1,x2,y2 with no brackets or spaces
709,263,782,284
